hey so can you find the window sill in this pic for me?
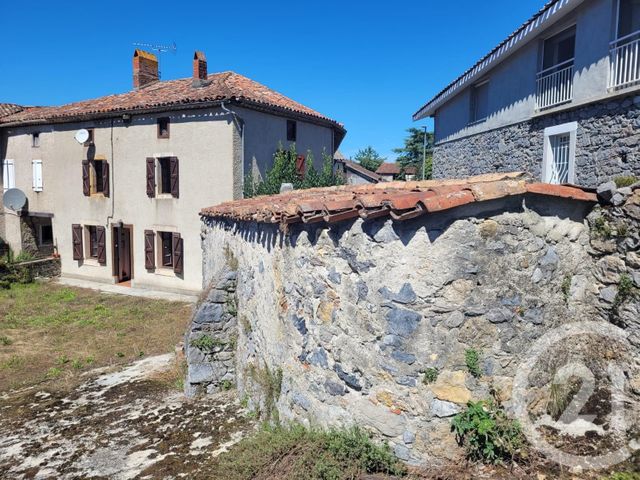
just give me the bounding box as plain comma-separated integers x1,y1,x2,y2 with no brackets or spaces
156,193,175,200
82,258,102,267
154,267,176,277
467,118,487,127
89,193,107,198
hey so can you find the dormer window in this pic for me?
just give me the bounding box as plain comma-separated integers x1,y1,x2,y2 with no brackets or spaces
157,117,170,138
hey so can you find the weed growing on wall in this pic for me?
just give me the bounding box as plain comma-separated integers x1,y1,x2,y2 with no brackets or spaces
422,367,439,384
561,274,572,304
246,363,283,422
451,400,523,464
613,175,638,188
465,349,482,378
190,334,226,352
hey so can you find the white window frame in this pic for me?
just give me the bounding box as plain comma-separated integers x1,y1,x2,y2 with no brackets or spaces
32,159,43,192
542,122,578,184
3,159,15,192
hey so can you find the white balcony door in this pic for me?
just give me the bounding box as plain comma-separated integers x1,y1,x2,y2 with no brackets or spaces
543,122,577,185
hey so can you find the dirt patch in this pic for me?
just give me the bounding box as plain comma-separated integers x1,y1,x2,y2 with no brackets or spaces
0,354,254,479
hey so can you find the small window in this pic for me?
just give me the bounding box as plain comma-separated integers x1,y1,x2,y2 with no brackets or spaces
3,159,15,192
287,120,297,142
470,81,489,124
159,232,173,267
542,27,576,71
32,132,40,148
618,0,640,39
32,159,43,192
543,122,577,185
158,157,172,194
158,117,170,138
39,224,53,245
93,161,104,193
84,129,94,146
87,226,99,258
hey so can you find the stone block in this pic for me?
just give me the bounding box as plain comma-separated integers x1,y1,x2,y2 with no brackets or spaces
431,399,461,418
386,308,422,337
430,371,472,404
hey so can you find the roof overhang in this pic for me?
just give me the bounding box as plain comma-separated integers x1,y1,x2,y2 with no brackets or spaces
413,0,585,121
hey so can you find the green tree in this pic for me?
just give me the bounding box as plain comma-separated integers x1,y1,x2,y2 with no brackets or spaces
244,145,343,198
353,146,385,173
393,128,435,179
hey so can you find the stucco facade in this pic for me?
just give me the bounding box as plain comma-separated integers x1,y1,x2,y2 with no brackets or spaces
416,0,640,187
1,57,343,294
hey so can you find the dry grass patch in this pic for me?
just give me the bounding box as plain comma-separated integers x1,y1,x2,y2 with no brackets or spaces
0,281,192,391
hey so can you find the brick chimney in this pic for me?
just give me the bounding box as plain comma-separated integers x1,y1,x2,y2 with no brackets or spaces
133,49,159,89
193,51,207,81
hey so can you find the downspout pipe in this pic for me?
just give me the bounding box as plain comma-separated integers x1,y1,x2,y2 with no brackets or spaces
221,101,245,198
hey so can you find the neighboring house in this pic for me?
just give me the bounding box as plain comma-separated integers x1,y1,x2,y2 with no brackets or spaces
334,157,385,184
0,50,344,294
414,0,640,187
375,162,402,181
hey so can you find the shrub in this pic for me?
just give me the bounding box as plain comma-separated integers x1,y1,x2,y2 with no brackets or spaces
606,473,640,480
451,400,523,464
190,334,226,352
209,424,407,479
465,349,482,378
593,216,613,239
244,145,344,198
0,335,12,346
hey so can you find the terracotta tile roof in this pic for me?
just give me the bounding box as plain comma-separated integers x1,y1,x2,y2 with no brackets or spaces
0,103,26,118
0,72,344,131
376,162,402,175
201,172,598,227
336,159,385,183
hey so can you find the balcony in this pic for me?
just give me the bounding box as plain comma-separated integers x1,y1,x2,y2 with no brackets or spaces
609,31,640,90
536,59,574,110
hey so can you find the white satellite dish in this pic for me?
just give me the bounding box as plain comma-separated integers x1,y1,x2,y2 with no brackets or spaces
74,129,90,144
2,188,27,212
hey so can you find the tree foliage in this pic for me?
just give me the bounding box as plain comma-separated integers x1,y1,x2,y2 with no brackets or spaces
244,145,343,198
393,127,435,180
353,146,385,173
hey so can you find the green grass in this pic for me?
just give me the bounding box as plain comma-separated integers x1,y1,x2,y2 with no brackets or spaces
209,424,406,480
0,281,192,391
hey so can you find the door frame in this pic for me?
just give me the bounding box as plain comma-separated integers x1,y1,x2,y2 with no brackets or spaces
112,224,134,283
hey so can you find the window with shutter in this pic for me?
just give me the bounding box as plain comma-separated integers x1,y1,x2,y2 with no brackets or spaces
172,232,183,275
170,157,179,198
32,160,43,192
72,224,83,260
102,162,110,197
96,226,106,265
144,230,156,270
82,160,90,196
146,157,156,197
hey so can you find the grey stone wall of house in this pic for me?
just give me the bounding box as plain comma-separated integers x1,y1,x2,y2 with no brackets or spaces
194,189,640,465
433,94,640,187
184,264,238,397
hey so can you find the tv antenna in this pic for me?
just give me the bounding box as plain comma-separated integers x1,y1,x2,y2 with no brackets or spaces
132,41,177,79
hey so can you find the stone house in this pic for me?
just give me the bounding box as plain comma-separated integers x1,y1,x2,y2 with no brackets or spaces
375,162,402,181
414,0,640,187
188,172,640,464
0,50,344,294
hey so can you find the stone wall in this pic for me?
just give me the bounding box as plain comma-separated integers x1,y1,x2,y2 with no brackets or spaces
193,189,640,465
184,263,238,396
433,94,640,187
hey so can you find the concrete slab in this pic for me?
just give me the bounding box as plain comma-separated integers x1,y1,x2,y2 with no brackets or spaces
56,277,199,303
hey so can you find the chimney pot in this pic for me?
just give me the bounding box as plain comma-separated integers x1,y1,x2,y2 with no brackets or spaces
193,51,207,82
133,49,159,89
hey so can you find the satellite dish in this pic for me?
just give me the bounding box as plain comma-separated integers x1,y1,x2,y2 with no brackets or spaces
74,129,90,144
3,188,27,212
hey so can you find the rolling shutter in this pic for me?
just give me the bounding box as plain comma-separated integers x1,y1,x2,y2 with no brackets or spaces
96,226,106,265
170,156,179,198
102,162,110,197
72,224,83,260
172,232,183,274
82,160,90,196
146,157,156,197
144,230,155,270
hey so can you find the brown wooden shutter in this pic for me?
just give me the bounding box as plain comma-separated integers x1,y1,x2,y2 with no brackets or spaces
144,230,155,270
296,155,306,176
146,157,156,197
82,160,90,196
72,224,83,260
102,162,110,197
170,156,179,198
172,232,183,274
96,226,106,265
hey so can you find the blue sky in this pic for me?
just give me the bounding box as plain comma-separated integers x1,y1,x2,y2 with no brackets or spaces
2,1,543,160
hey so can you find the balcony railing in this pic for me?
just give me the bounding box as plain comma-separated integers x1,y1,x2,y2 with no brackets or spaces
609,31,640,90
536,59,574,110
